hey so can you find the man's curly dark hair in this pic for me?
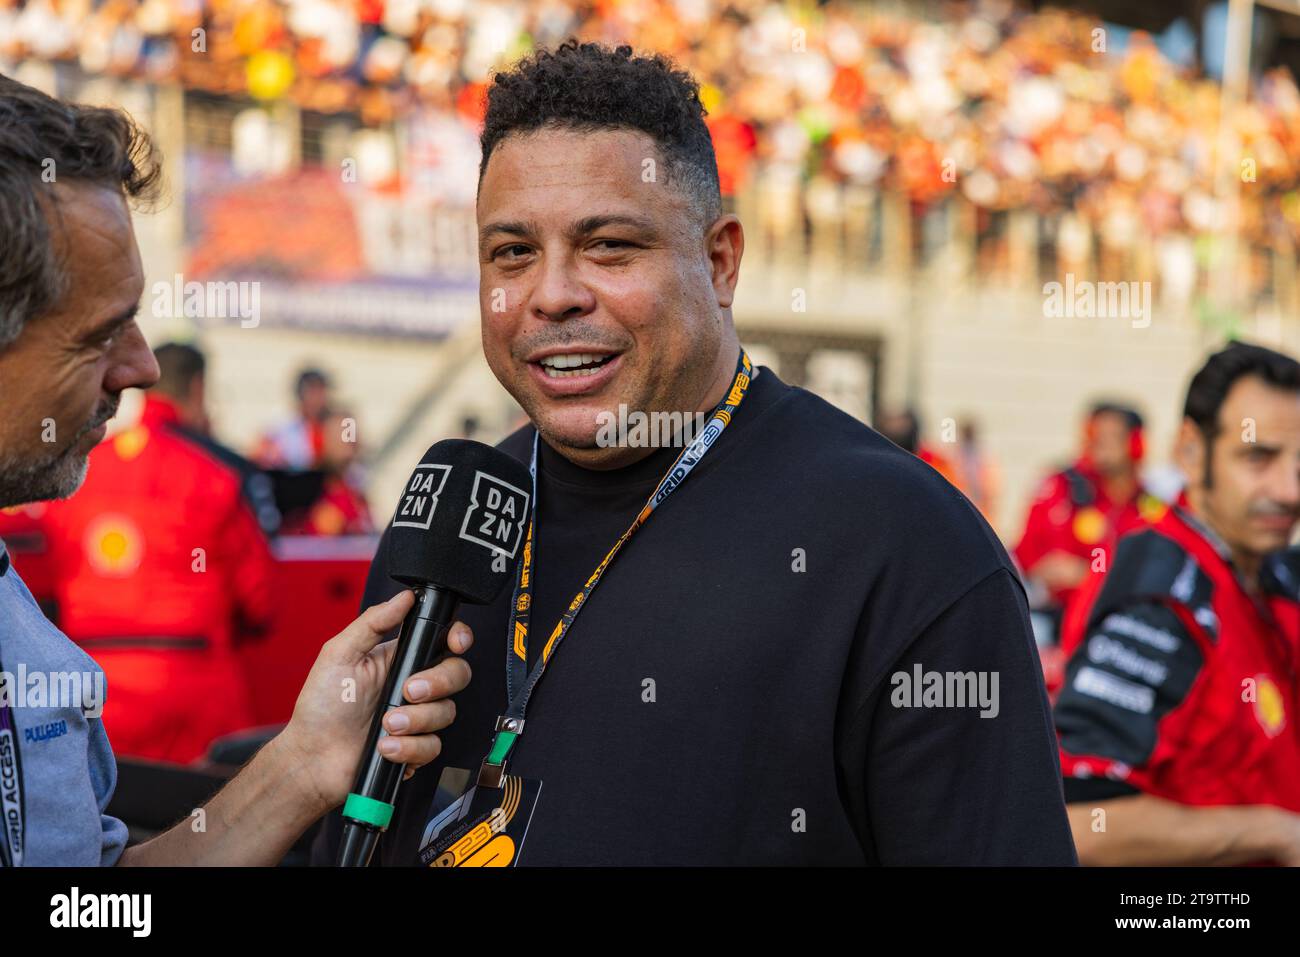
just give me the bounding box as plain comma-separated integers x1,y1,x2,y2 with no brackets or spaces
479,40,722,230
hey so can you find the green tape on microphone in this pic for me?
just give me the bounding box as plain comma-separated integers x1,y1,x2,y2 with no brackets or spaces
343,792,394,829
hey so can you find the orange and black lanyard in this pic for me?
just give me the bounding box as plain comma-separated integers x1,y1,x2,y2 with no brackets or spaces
476,348,754,787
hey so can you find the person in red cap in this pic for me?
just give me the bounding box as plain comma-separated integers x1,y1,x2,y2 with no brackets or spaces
1058,342,1300,865
37,342,278,764
1015,402,1162,639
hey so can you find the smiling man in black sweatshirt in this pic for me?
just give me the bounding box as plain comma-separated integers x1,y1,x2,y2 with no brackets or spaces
313,40,1076,866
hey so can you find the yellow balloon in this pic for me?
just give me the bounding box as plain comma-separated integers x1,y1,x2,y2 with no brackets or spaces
247,50,295,101
699,82,724,115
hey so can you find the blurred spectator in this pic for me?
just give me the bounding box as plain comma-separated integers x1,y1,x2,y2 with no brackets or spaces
253,365,331,470
460,414,479,440
153,340,210,434
37,342,276,763
153,342,281,535
279,405,374,535
874,407,962,489
954,417,1001,521
1013,402,1163,639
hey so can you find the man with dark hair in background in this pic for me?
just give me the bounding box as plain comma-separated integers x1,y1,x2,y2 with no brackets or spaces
1058,342,1300,865
314,40,1075,866
153,343,210,434
151,342,281,535
37,340,279,763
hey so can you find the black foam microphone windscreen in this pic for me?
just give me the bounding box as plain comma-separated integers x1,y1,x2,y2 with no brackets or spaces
385,439,532,601
337,439,532,867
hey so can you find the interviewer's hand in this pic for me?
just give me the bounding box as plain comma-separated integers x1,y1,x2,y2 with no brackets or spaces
278,589,474,813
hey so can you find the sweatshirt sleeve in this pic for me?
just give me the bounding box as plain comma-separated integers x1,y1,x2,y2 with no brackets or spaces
838,567,1078,865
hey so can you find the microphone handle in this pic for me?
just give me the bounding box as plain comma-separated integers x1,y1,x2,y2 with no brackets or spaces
337,584,460,867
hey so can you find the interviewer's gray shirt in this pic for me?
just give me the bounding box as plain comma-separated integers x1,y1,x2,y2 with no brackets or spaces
0,539,126,866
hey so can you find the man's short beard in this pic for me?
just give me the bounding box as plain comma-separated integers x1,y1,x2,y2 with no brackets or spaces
0,442,91,509
0,403,115,510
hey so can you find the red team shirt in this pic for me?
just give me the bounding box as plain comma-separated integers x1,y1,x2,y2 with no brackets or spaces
37,395,275,763
279,474,374,536
1015,460,1157,611
1055,506,1300,821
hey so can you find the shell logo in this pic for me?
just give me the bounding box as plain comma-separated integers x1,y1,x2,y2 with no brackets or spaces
1253,674,1287,738
1137,494,1168,524
83,514,144,576
1072,506,1107,545
313,501,346,536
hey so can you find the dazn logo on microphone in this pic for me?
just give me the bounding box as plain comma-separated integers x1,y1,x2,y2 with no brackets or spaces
459,471,529,559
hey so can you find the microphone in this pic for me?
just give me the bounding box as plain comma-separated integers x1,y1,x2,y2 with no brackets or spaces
336,439,531,867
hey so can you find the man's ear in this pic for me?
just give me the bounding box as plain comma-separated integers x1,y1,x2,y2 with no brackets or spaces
1174,418,1205,488
706,214,743,309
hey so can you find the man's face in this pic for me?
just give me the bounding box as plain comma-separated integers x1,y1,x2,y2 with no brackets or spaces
1184,375,1300,559
875,411,918,454
1086,411,1136,476
185,372,209,433
477,125,741,467
0,181,159,508
321,413,359,470
300,380,329,420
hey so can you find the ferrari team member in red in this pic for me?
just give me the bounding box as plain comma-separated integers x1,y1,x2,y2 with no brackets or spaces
1057,342,1300,865
38,342,277,763
1015,402,1161,623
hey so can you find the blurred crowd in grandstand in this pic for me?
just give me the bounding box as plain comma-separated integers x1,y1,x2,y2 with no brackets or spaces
4,0,1300,268
7,0,1300,528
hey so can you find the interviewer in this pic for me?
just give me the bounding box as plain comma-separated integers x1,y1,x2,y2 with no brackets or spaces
0,73,470,867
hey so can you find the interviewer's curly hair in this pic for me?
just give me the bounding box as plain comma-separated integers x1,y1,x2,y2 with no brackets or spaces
478,40,721,229
0,73,163,350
